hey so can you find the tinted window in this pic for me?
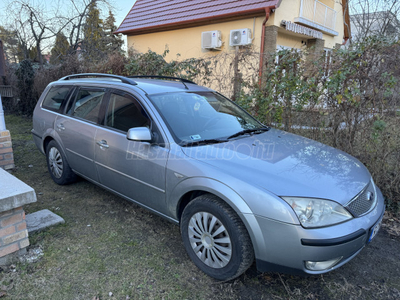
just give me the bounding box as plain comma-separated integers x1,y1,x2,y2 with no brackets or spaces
105,93,150,132
69,88,106,123
42,86,72,111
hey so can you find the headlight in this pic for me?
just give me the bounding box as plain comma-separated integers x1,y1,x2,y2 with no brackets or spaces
282,197,353,228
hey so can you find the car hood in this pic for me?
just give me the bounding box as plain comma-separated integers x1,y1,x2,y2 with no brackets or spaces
181,128,371,205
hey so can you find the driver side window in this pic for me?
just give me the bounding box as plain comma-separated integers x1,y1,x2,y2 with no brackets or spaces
106,92,150,132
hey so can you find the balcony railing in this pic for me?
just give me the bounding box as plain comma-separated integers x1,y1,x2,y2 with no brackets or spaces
298,0,337,33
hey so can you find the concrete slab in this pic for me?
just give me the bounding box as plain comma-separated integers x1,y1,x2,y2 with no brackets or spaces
0,168,36,212
26,209,65,234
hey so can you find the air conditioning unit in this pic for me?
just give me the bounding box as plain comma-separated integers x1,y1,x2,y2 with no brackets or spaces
201,30,222,50
230,28,252,46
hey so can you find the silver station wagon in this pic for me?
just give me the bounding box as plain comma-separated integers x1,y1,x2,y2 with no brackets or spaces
32,74,385,280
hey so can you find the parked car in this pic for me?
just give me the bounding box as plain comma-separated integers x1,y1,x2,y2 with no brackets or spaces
32,74,385,280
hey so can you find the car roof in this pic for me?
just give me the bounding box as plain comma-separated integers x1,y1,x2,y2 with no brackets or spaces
54,74,212,95
133,78,211,95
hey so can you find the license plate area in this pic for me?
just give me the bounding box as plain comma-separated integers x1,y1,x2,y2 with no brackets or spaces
368,216,383,244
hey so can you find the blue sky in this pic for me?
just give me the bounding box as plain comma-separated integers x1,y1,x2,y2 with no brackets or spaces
110,0,136,28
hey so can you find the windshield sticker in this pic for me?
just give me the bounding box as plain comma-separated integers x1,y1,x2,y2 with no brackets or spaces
194,102,201,111
190,134,201,140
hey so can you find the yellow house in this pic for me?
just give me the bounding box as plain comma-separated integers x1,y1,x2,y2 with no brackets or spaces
116,0,351,64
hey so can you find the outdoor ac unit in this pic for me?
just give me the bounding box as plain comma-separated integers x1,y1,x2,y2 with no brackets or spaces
230,28,252,46
201,30,222,50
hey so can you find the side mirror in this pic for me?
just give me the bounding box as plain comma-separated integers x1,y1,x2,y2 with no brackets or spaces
127,127,152,142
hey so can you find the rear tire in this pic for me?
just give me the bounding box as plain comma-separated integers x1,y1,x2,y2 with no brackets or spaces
46,140,77,185
180,194,254,281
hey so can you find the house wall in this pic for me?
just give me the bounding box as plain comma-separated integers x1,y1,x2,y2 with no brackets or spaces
127,17,267,61
327,0,345,48
126,0,346,61
319,0,335,9
273,0,345,49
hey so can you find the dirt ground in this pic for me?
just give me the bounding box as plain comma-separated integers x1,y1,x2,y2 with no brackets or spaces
1,115,400,300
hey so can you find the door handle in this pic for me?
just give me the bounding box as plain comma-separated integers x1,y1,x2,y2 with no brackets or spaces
56,123,65,131
96,140,109,149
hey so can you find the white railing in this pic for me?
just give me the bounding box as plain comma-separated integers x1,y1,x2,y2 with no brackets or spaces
299,0,337,31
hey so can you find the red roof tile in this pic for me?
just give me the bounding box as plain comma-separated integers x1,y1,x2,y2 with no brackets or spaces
116,0,281,35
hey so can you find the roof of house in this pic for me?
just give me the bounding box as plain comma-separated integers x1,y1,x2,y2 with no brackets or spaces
115,0,282,35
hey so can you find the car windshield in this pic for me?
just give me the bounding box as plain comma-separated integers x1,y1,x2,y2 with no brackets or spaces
148,91,265,145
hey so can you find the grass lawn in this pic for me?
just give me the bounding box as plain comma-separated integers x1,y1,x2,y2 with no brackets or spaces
1,114,400,300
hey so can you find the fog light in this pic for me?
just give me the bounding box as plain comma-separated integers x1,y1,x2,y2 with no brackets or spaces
305,257,342,271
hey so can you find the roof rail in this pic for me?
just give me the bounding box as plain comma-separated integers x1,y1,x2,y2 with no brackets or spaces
127,75,195,84
59,73,137,85
128,75,196,90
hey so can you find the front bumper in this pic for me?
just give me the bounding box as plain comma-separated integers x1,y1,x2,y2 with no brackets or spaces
251,188,385,275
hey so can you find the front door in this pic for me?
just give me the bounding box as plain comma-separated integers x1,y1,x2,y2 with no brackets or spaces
94,91,168,212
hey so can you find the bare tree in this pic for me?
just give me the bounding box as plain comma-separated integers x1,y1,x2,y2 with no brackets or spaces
3,0,112,64
55,0,115,55
5,0,66,65
59,0,96,54
348,0,400,42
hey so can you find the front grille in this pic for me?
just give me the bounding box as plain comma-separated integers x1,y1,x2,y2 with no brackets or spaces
345,181,377,217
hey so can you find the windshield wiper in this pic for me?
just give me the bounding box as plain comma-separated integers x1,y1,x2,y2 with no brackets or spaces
181,138,228,147
227,127,270,140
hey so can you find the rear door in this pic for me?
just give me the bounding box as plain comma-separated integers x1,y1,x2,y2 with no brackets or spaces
55,86,107,181
94,90,169,212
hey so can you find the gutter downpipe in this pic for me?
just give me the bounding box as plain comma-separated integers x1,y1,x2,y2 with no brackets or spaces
0,39,6,131
258,8,271,86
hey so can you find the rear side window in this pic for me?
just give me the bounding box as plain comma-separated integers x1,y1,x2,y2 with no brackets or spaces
42,86,72,112
69,88,106,123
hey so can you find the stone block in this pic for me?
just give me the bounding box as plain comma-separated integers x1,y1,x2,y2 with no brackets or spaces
0,168,37,212
26,209,65,233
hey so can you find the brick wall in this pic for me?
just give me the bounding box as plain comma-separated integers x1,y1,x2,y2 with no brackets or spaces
260,25,279,80
0,206,29,263
263,25,279,54
0,130,15,170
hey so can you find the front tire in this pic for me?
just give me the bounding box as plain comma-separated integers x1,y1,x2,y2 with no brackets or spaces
181,194,254,281
46,140,77,185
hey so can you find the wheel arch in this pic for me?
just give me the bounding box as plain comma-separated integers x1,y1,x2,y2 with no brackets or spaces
170,177,266,258
43,135,55,154
41,127,65,156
